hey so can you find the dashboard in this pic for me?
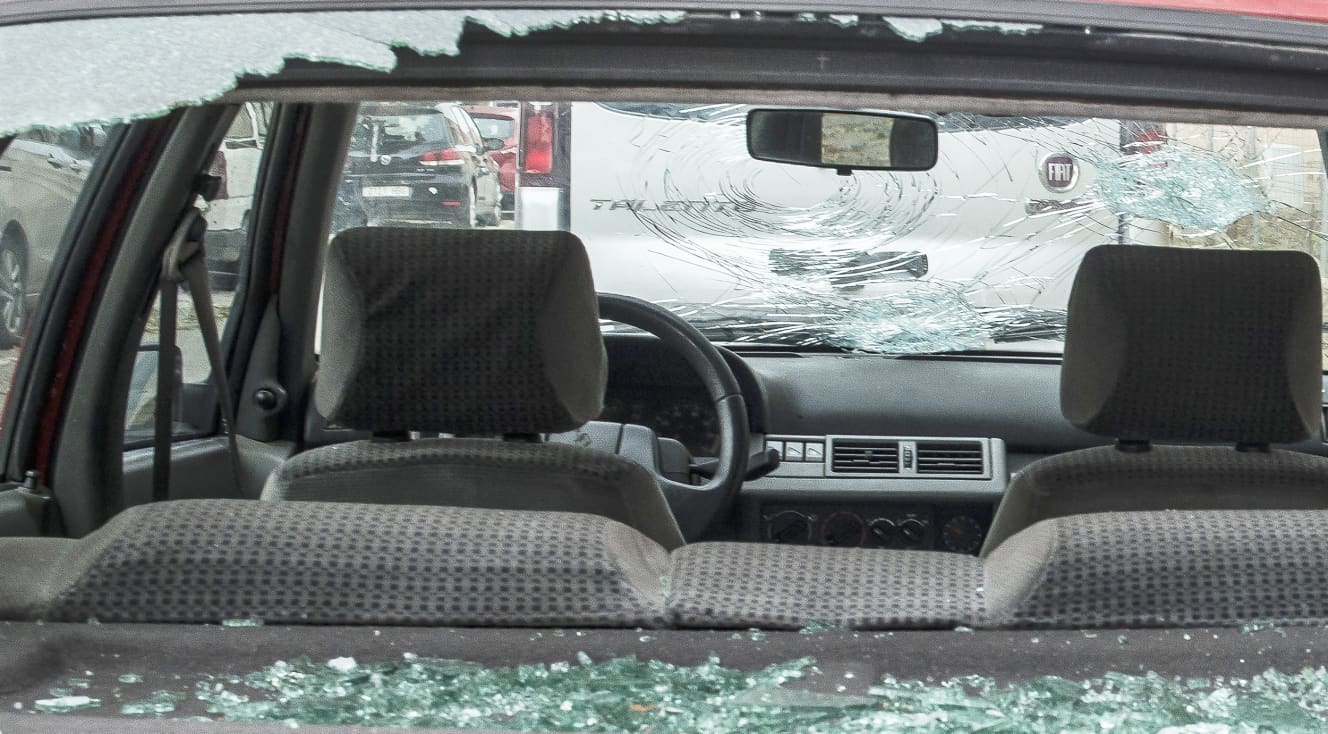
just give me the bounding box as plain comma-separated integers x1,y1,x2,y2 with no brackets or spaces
600,388,717,457
601,334,1012,553
600,334,1328,555
600,335,765,457
310,334,1328,556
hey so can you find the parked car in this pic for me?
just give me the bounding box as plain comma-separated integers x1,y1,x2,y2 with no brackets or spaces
0,124,103,345
339,102,502,229
463,104,520,214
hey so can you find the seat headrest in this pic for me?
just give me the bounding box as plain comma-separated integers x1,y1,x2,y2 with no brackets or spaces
1060,245,1322,444
317,228,606,434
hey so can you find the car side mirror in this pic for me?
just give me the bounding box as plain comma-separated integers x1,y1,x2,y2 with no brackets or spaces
483,137,504,152
747,108,938,173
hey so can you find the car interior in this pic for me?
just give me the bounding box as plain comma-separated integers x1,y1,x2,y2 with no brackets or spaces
3,2,1328,730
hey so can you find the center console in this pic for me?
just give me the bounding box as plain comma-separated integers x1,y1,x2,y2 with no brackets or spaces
739,435,1006,554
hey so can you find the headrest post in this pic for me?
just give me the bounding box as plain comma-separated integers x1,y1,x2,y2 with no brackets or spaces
1114,439,1151,453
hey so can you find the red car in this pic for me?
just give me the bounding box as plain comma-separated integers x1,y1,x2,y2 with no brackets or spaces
463,104,519,213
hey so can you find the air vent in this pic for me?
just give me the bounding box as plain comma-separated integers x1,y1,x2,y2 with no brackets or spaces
916,441,985,475
830,439,900,475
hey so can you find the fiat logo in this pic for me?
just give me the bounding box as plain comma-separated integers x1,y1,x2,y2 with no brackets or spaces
1040,153,1078,192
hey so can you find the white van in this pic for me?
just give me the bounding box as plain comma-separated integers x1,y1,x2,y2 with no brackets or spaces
513,102,1169,351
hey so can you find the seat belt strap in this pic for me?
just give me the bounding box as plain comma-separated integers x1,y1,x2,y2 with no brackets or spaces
152,209,242,501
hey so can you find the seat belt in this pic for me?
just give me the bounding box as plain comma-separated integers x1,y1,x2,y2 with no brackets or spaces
152,208,242,502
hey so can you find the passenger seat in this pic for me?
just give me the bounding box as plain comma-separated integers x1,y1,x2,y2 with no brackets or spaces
982,245,1328,554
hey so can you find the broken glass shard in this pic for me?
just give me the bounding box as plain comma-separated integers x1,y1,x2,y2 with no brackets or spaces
166,655,1328,731
0,10,687,136
121,691,184,716
798,619,846,634
881,17,1042,42
942,20,1043,34
33,695,101,713
881,16,944,41
326,657,358,673
1094,147,1270,230
731,688,877,708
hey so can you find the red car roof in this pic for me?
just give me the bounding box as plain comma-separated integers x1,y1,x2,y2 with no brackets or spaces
1089,0,1328,23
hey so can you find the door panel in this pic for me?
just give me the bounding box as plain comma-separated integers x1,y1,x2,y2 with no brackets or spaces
121,435,292,503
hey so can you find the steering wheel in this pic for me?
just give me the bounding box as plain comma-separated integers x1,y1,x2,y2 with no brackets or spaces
562,293,750,541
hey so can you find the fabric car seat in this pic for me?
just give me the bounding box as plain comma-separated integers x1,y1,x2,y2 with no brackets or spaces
981,244,1328,555
261,227,685,550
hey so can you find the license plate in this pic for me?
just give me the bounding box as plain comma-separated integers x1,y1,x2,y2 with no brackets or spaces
361,186,411,198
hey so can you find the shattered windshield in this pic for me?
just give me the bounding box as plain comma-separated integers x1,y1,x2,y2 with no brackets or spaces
332,102,1328,356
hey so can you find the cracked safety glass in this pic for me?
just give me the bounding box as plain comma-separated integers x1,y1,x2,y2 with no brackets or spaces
329,103,1328,357
0,11,686,137
25,653,1328,730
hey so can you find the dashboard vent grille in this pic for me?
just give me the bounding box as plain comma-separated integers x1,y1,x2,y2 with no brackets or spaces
916,441,985,475
830,440,900,475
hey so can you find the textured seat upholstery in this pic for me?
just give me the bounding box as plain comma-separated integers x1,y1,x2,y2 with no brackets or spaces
0,500,670,627
983,245,1326,554
263,228,685,549
984,510,1328,628
16,500,1327,630
667,542,982,629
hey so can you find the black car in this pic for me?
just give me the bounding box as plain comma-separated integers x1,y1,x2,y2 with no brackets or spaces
338,102,502,229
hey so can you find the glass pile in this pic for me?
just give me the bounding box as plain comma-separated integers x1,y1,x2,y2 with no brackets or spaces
34,653,1328,731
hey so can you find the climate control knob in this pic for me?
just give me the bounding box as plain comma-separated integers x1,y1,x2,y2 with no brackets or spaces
940,516,984,554
822,512,865,547
766,511,813,544
898,518,928,547
868,518,897,548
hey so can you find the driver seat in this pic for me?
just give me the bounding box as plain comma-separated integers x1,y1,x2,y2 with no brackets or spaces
261,227,685,549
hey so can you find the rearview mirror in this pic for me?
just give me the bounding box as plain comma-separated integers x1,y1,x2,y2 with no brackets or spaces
747,109,938,173
483,137,504,152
